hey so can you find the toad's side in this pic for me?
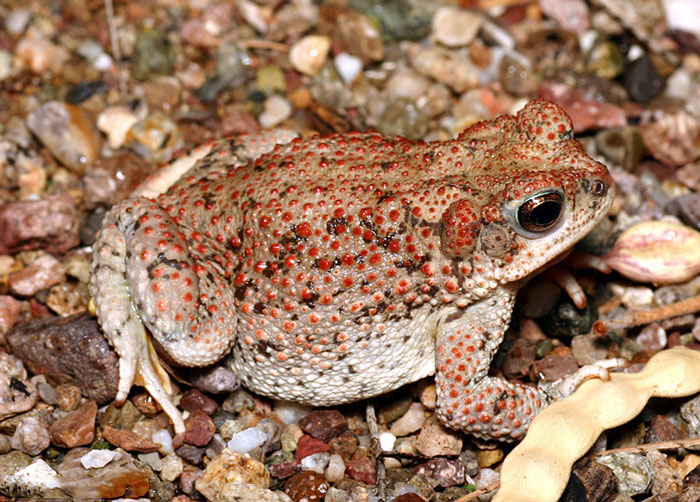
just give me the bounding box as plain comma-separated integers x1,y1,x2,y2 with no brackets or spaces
90,100,614,439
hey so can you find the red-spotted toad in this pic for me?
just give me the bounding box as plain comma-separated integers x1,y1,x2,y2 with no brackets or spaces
90,100,614,439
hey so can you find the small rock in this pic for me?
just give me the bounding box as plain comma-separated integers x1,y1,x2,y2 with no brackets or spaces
46,282,89,316
0,352,37,420
562,457,617,502
152,428,173,454
219,482,293,502
571,334,614,366
532,353,579,382
161,453,184,482
0,295,22,343
596,126,644,171
390,403,427,437
385,69,431,101
274,401,312,425
132,29,176,81
284,470,328,502
179,466,202,494
195,449,269,500
300,451,330,474
80,449,122,469
668,193,700,231
641,111,699,167
538,81,626,132
228,426,267,454
259,95,292,129
96,106,139,149
36,381,57,405
299,410,348,443
189,364,241,395
175,443,205,464
8,254,64,297
334,53,363,85
336,10,383,63
378,431,396,452
596,452,653,496
499,53,538,97
501,338,536,379
0,195,80,254
184,409,216,447
138,451,162,471
540,0,590,33
345,455,376,485
83,152,152,209
406,43,480,93
7,313,119,405
377,96,429,141
142,75,181,113
328,431,358,460
126,113,181,162
48,400,97,448
179,389,218,416
476,448,504,468
55,383,82,411
645,415,682,443
325,453,345,483
636,322,667,351
11,416,50,455
289,35,331,76
26,101,101,174
131,391,160,416
624,56,666,103
295,434,330,460
540,297,595,338
431,7,482,47
102,425,159,452
56,447,149,498
417,457,466,488
16,29,69,74
415,415,462,457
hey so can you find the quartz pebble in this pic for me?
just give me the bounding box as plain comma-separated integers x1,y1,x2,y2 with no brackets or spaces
11,416,50,456
390,403,427,437
259,95,292,128
406,43,480,93
227,426,267,453
152,429,174,454
274,401,312,425
80,449,122,469
325,454,345,483
334,53,363,85
138,451,162,471
431,7,483,47
300,451,330,473
97,106,139,149
289,35,331,76
161,453,184,482
195,449,270,500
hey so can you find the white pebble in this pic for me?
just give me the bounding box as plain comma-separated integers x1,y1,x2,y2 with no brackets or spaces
0,51,11,81
334,53,363,84
160,453,184,482
15,460,61,490
432,7,483,47
97,106,138,149
138,451,162,471
301,452,330,473
378,431,397,452
80,449,122,469
289,35,331,76
389,403,427,437
259,95,292,128
227,426,267,453
5,9,31,35
325,453,346,483
152,428,174,454
274,400,312,425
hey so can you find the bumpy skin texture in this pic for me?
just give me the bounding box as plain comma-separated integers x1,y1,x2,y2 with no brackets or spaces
91,100,615,440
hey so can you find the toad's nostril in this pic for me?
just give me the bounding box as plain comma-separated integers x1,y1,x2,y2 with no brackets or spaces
585,179,608,196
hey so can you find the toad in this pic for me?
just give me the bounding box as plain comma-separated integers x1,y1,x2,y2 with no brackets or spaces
90,100,615,439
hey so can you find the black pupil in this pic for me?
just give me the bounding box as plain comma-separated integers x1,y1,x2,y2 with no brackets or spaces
518,193,563,232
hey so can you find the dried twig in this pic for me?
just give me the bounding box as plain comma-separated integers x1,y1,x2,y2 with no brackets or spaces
240,39,290,52
592,437,700,457
453,481,500,502
593,294,700,335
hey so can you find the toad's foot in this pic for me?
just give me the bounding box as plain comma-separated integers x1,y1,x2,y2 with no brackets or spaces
538,358,628,402
91,198,239,435
545,252,612,309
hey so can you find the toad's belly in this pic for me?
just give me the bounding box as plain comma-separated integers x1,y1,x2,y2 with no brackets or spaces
229,306,441,406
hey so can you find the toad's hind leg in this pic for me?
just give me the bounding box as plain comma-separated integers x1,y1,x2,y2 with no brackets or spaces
91,198,237,434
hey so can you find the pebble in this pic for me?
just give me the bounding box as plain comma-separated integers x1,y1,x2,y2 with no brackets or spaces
300,451,330,473
55,383,82,411
517,279,562,318
299,410,348,443
295,434,330,460
8,254,64,297
26,101,101,175
431,7,482,47
152,428,174,454
325,453,345,483
336,10,384,63
0,295,22,344
5,9,31,35
0,195,80,255
415,415,462,457
131,29,176,81
540,0,590,33
563,457,617,501
345,456,376,485
11,416,49,456
531,353,579,382
16,29,69,74
195,449,270,500
501,338,536,379
641,111,699,167
597,452,653,496
284,470,329,502
540,297,595,338
179,466,202,494
48,400,96,448
0,51,12,81
189,364,241,395
571,334,614,366
6,313,119,405
126,113,181,162
416,457,466,488
378,431,396,452
378,97,429,141
179,389,218,416
669,192,700,230
76,40,112,72
96,106,139,149
80,449,122,469
102,425,159,453
138,451,162,471
143,75,181,112
405,43,480,93
175,443,205,465
476,448,504,468
334,53,363,85
636,322,667,351
55,447,149,499
219,482,293,502
46,281,89,316
274,401,313,425
259,95,292,128
289,35,331,76
389,403,427,437
625,55,666,103
0,352,37,421
329,431,358,460
160,453,183,482
227,426,267,454
184,409,216,447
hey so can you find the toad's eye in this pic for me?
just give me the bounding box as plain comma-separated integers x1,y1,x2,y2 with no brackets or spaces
517,192,563,233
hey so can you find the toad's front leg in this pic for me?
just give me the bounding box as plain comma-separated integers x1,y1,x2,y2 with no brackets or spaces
435,288,549,441
90,198,238,434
